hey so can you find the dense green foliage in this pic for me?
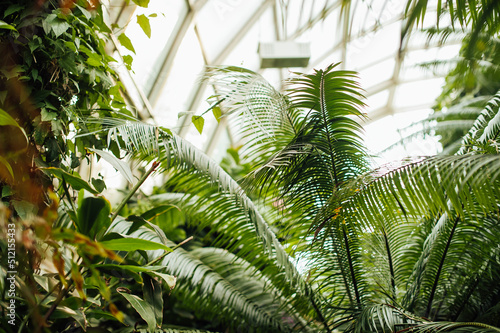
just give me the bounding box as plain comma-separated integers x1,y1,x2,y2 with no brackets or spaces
0,0,500,333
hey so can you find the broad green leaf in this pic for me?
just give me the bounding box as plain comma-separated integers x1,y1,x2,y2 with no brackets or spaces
117,33,136,54
212,106,222,123
86,54,103,67
77,196,112,239
136,14,151,38
88,148,135,184
118,292,156,332
0,65,22,79
0,20,16,31
126,215,170,247
33,275,51,293
142,273,163,326
132,0,150,8
87,310,121,322
0,109,18,126
41,167,98,194
99,238,172,252
192,116,204,134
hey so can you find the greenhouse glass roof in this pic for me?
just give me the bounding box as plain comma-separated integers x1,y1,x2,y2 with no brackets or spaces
104,0,457,163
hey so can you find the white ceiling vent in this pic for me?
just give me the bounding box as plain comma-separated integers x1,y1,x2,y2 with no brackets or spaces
259,41,310,68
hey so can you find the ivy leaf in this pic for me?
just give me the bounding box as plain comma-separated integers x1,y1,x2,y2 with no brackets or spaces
75,4,91,20
86,54,102,67
117,33,135,54
136,14,151,38
41,109,57,122
0,20,16,31
132,0,150,8
44,14,70,38
192,116,204,134
212,106,222,123
122,55,133,71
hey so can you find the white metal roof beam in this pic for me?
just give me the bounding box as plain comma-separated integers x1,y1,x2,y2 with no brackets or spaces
146,0,209,108
179,0,274,138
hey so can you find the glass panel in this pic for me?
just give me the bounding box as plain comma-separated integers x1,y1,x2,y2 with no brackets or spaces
153,27,205,130
393,78,445,109
196,0,266,63
358,58,395,91
364,108,440,165
346,21,400,69
366,90,389,112
121,0,187,92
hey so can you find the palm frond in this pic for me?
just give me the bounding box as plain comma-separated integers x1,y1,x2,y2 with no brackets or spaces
202,66,289,139
402,1,500,46
338,155,500,322
458,89,500,154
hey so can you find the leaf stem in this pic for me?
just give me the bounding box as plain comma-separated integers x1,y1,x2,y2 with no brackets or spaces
42,279,74,327
147,236,193,266
342,225,361,306
110,161,159,223
425,216,460,319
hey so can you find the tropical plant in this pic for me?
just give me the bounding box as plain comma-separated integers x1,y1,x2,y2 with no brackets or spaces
2,0,500,332
92,57,500,333
197,63,500,332
0,1,183,332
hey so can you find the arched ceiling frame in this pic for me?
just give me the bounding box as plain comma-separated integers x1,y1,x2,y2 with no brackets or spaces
107,0,456,158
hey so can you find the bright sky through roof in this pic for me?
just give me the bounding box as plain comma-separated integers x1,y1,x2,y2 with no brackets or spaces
101,0,461,191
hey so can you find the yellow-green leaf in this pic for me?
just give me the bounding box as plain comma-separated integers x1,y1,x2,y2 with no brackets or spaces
0,20,16,31
100,238,172,252
192,116,204,134
117,33,135,54
132,0,150,8
136,14,151,38
212,106,222,123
